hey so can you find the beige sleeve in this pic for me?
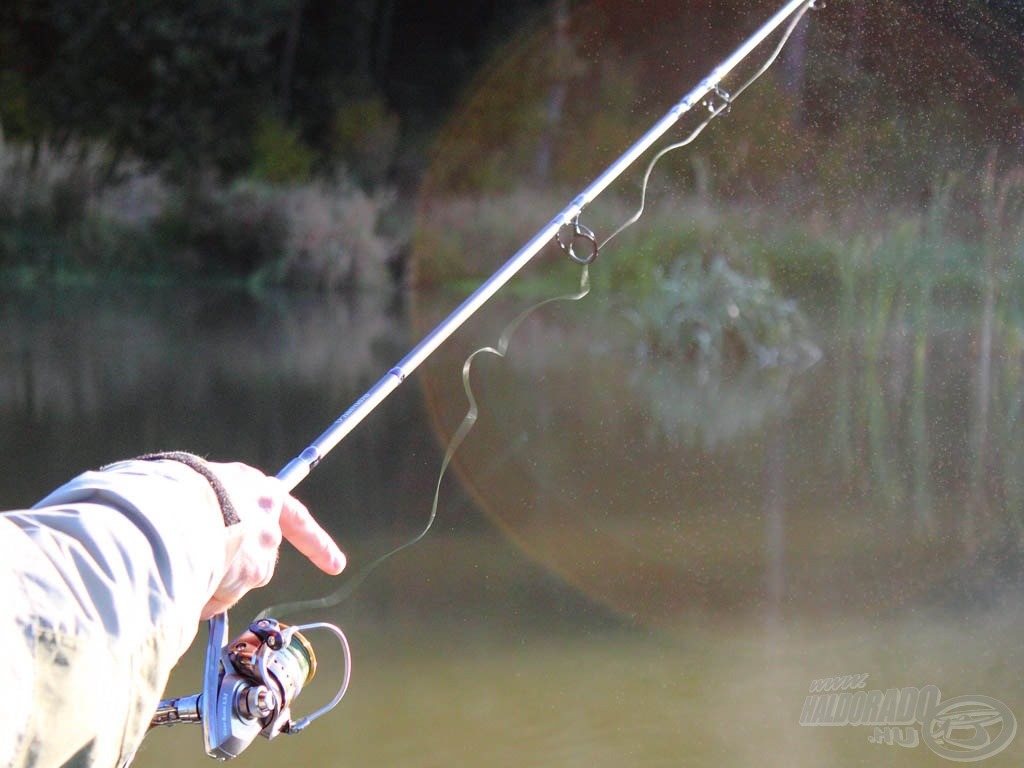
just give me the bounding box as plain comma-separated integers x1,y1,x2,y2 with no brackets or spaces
0,459,230,767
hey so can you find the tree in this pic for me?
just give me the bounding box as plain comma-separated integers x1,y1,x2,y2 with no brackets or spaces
4,0,289,171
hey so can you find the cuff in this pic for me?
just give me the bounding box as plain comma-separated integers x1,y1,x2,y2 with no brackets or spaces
121,452,240,526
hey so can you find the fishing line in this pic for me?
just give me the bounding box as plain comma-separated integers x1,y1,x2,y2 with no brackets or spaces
258,0,819,621
600,0,817,252
258,267,591,620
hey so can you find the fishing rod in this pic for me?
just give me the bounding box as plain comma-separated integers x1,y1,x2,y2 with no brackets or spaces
153,0,820,759
275,0,821,492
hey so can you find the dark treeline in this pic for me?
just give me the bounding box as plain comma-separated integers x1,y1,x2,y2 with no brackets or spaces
2,0,1020,188
0,0,552,186
1,0,1022,289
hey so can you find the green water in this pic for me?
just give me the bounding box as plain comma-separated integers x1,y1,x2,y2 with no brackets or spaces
141,567,1024,768
2,284,1023,766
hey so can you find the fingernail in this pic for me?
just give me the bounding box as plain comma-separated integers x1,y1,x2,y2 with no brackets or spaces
331,547,347,574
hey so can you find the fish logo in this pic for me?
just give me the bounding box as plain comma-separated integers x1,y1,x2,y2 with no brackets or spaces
922,695,1017,762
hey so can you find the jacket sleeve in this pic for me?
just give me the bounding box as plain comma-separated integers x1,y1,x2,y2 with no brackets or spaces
0,459,232,768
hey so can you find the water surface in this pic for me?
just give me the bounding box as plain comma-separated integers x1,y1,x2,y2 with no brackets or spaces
2,283,1022,767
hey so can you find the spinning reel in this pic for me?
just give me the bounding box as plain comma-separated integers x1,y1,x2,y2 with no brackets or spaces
151,613,351,760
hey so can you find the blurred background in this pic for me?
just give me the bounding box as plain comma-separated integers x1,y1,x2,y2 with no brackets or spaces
3,1,1024,766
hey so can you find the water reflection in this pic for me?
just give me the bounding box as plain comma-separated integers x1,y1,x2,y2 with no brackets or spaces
410,286,1016,627
3,283,1024,767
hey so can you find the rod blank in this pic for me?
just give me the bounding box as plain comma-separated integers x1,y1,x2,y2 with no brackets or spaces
276,0,816,491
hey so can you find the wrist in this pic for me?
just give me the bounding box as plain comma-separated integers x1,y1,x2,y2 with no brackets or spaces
130,452,241,526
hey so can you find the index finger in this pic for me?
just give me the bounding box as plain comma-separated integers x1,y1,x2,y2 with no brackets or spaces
279,494,346,575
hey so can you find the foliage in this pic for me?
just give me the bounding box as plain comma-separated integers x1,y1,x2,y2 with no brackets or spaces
409,189,569,287
0,139,107,271
0,140,101,225
275,180,398,291
159,180,290,276
0,0,556,177
684,75,805,200
1,0,1021,298
0,136,398,290
624,255,817,370
250,116,316,184
329,97,401,188
0,69,37,139
3,0,288,172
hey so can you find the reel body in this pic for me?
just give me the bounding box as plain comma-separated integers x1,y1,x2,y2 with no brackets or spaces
151,613,351,760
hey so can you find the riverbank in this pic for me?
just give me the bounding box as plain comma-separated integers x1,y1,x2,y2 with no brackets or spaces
0,139,402,291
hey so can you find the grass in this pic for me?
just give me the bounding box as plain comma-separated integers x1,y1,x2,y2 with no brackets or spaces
0,139,401,291
410,161,1024,532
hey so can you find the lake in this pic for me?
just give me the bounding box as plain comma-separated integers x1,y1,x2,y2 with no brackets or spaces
2,278,1022,767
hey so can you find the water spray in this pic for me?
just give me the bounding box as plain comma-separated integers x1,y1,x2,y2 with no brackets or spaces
151,0,820,758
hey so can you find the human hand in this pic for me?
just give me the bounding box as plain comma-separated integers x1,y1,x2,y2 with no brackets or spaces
198,462,345,619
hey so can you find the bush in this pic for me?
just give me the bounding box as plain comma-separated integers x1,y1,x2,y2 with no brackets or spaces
330,97,400,188
0,136,402,290
0,139,106,228
155,178,289,276
276,180,397,291
0,139,109,272
249,116,316,184
625,255,817,369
